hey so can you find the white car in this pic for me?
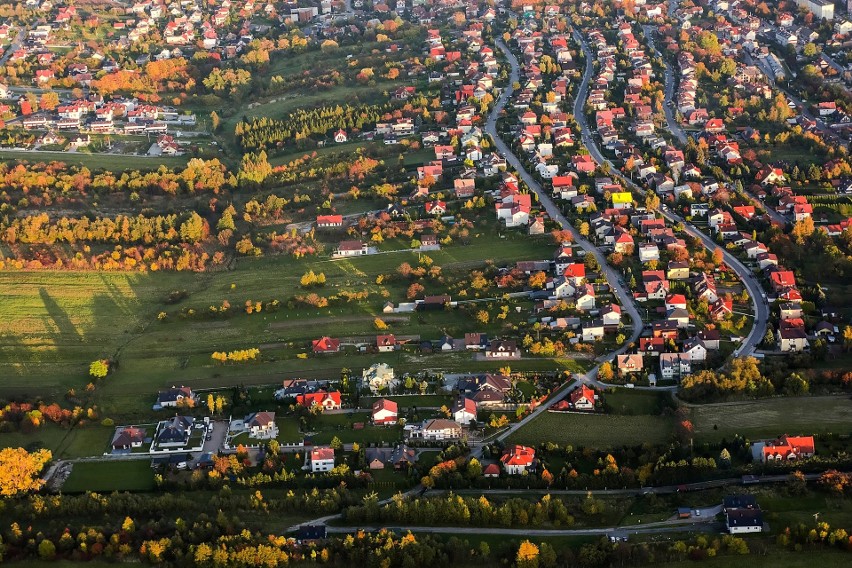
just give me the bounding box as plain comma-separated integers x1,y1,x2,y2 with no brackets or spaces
176,461,188,470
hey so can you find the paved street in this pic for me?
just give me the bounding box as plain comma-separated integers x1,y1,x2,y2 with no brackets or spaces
572,30,769,358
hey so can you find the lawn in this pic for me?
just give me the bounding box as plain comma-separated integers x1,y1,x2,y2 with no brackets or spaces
307,412,403,445
604,389,672,416
657,550,852,568
360,395,452,408
0,423,114,459
506,411,673,449
61,459,156,493
0,149,189,170
0,229,563,420
690,396,852,443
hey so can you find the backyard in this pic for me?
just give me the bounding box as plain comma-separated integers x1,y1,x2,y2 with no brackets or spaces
62,460,156,493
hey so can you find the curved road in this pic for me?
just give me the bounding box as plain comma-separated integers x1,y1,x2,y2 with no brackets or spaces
486,39,645,389
642,24,687,146
573,31,768,358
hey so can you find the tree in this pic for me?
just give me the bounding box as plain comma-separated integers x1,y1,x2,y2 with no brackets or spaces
711,248,724,266
38,539,56,560
330,436,342,450
210,111,221,132
207,394,215,413
89,359,109,379
373,318,389,330
843,326,852,351
598,362,614,382
516,540,540,568
39,91,60,111
0,447,52,496
803,43,818,58
476,310,490,324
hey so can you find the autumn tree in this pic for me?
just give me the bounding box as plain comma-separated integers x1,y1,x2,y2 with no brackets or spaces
516,540,540,568
89,359,109,379
0,447,52,496
598,361,613,382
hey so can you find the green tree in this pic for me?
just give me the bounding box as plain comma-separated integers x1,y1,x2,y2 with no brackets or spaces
38,539,56,560
330,436,342,450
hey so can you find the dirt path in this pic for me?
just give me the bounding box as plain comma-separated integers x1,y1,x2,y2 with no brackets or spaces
267,314,410,330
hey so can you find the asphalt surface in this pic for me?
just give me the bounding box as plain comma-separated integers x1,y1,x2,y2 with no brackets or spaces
572,30,769,358
642,24,687,146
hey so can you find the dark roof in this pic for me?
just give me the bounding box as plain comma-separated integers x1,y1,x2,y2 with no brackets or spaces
726,508,763,528
723,495,758,510
296,525,327,540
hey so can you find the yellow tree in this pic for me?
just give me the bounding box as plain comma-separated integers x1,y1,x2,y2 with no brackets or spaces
207,394,215,414
516,540,540,568
0,447,52,496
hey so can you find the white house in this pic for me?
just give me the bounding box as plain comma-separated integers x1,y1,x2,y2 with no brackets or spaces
452,397,477,425
363,363,396,394
310,446,335,472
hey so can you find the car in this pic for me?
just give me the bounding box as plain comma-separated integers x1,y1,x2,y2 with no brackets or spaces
695,510,701,516
205,434,212,441
176,461,188,470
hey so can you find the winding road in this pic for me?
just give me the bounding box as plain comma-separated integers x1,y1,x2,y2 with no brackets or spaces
572,31,769,358
642,25,687,146
485,39,647,392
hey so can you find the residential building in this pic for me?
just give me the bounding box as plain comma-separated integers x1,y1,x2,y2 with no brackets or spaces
372,398,399,426
310,446,335,472
501,444,535,475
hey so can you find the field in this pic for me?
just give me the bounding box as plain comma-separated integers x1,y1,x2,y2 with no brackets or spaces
507,411,673,449
690,396,852,442
657,550,851,568
61,460,156,493
0,149,190,170
0,228,568,422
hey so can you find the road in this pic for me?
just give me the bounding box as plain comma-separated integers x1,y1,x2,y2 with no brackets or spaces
642,25,687,146
325,521,721,537
573,30,769,358
487,39,646,384
0,29,24,67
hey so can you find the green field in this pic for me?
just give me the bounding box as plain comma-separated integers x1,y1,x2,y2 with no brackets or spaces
61,460,156,493
0,229,563,422
690,396,852,442
658,550,851,568
0,149,190,170
507,411,673,449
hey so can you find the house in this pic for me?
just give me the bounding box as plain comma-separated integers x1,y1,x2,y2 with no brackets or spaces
483,463,501,477
376,334,397,353
569,385,596,410
726,508,763,534
296,390,342,411
697,329,721,350
601,303,622,328
757,167,785,186
372,398,399,426
296,525,327,543
501,445,535,475
425,200,447,215
659,353,691,380
464,333,488,351
675,334,705,360
575,284,597,311
457,374,511,406
639,243,660,263
334,129,347,143
485,340,519,359
316,215,343,228
452,397,478,425
312,336,340,354
245,411,277,439
156,386,196,408
310,446,335,472
616,354,644,374
582,319,605,341
112,426,147,450
778,326,809,352
665,294,687,311
156,415,194,447
667,261,690,281
455,178,475,198
363,363,396,394
407,418,462,441
573,154,596,173
760,435,815,462
335,240,368,257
